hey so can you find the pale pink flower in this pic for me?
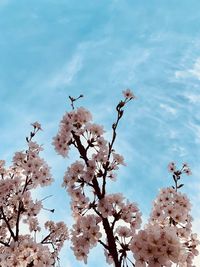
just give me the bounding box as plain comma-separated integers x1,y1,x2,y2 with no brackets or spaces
184,168,192,176
168,162,176,172
31,121,42,130
123,89,135,99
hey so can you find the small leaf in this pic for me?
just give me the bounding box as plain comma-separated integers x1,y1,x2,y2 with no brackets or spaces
178,184,184,188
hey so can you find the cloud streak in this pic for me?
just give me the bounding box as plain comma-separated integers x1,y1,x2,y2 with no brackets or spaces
47,54,83,89
175,57,200,80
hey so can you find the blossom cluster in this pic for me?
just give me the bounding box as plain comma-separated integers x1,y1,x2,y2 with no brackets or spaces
0,237,55,267
70,193,142,265
52,107,93,157
0,123,68,267
1,89,199,267
71,215,102,263
53,91,199,267
150,187,191,226
148,185,199,265
130,224,184,267
53,90,143,266
130,164,199,267
168,162,192,176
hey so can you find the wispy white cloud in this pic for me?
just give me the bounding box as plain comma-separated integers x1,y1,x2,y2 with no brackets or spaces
110,50,150,85
187,122,200,144
183,92,200,104
175,57,200,80
47,53,83,89
171,144,187,157
160,103,177,115
19,51,83,100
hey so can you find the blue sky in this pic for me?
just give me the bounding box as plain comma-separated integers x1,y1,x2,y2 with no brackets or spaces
1,1,200,266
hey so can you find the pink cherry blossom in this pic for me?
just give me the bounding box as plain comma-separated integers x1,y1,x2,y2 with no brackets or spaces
0,123,68,267
122,89,135,99
53,92,199,267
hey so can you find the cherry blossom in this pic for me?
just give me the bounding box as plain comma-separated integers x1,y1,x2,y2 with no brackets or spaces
130,163,199,267
122,89,136,100
53,90,144,266
1,89,199,267
0,123,68,267
54,90,199,267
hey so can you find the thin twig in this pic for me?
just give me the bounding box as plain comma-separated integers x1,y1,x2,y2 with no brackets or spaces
69,94,83,110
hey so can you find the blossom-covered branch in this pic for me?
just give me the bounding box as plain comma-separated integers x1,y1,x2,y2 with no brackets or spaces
53,90,199,267
53,90,142,266
0,123,68,267
130,163,199,267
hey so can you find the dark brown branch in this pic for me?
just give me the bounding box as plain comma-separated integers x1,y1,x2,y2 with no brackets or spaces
111,210,122,230
0,240,9,247
98,239,109,249
72,131,88,165
102,102,124,196
0,207,16,241
72,131,102,199
102,218,120,267
72,131,120,266
41,231,53,244
15,200,23,239
22,175,30,194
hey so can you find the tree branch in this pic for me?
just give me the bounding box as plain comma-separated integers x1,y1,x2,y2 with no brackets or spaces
0,207,16,241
